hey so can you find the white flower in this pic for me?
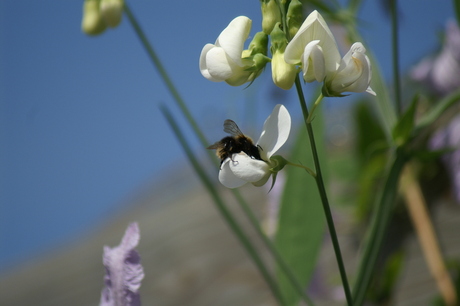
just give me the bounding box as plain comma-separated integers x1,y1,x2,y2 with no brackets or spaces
199,16,256,86
284,10,341,82
324,42,375,96
219,104,291,188
285,11,375,96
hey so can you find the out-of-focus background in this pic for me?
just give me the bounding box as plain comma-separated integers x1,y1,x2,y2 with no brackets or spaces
0,0,456,305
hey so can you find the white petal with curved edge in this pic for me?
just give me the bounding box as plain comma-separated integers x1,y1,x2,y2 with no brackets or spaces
285,10,340,72
200,44,221,81
205,47,236,81
229,153,270,183
256,104,291,159
302,40,326,82
216,16,251,66
219,158,248,188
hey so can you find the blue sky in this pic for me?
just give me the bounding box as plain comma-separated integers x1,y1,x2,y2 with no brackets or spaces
0,0,454,271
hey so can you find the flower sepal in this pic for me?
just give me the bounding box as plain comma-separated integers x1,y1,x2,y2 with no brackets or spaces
247,31,269,56
243,53,271,72
268,155,289,173
321,81,348,97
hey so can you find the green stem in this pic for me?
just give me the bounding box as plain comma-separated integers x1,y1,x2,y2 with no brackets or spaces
286,161,316,178
306,93,324,124
455,0,460,28
347,0,363,14
352,149,407,305
123,3,211,155
415,89,460,131
161,105,287,306
294,77,353,306
390,0,402,116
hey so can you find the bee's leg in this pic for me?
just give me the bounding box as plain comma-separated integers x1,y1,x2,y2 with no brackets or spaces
229,154,240,165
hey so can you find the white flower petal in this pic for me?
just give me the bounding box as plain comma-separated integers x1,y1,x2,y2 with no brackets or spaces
302,40,326,82
205,46,237,81
216,16,252,66
366,87,376,96
200,44,222,81
219,158,248,188
229,153,270,182
256,104,291,159
285,10,340,72
329,42,374,94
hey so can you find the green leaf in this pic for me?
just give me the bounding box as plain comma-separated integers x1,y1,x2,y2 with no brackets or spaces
454,0,460,29
352,149,408,305
415,89,460,132
275,111,327,305
354,100,388,164
392,94,418,145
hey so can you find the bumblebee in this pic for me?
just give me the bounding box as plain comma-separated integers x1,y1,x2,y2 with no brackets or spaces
207,119,262,164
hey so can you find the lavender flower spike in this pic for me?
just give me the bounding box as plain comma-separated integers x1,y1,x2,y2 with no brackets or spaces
100,222,144,306
411,20,460,96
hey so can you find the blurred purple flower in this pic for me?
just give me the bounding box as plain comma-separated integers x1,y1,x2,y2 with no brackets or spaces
430,115,460,203
100,222,144,306
411,20,460,96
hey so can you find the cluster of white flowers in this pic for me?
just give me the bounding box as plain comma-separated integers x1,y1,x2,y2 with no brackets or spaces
201,8,376,188
200,10,375,96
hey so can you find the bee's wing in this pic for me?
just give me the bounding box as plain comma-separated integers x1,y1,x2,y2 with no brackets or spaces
223,119,244,137
207,142,220,150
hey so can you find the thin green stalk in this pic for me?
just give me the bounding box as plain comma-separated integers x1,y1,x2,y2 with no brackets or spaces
123,4,210,155
351,149,407,305
348,0,363,14
415,88,460,131
294,77,353,306
390,0,402,116
232,190,315,306
124,4,316,303
161,105,287,306
286,161,316,178
306,93,324,124
455,0,460,28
